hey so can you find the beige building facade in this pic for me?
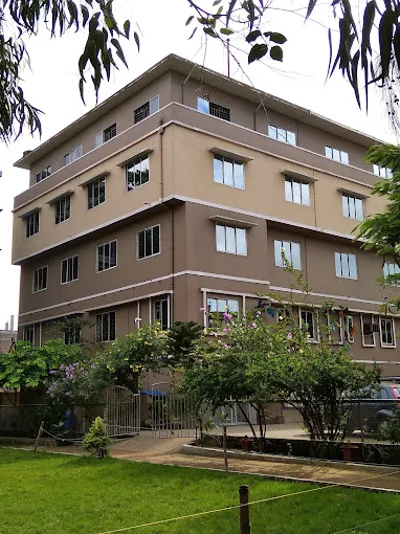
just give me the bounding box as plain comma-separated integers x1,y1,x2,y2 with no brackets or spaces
12,55,400,376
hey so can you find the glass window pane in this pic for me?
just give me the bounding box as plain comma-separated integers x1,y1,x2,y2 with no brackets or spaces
197,97,209,114
292,181,301,204
152,226,160,254
340,254,349,278
301,182,310,205
268,125,277,139
274,240,283,267
349,254,357,279
224,160,233,186
104,243,110,270
234,162,245,189
277,128,286,142
98,246,103,271
373,164,379,176
216,224,226,252
355,198,363,220
325,146,332,158
225,226,236,253
287,131,296,145
341,151,349,164
348,197,356,219
213,157,223,183
138,231,145,259
111,241,117,267
150,95,159,114
217,299,226,312
102,314,109,342
383,263,389,277
342,195,349,217
282,241,291,265
332,149,340,161
208,298,217,312
335,252,342,277
145,229,152,257
236,228,247,255
285,179,293,202
291,243,301,270
228,300,239,313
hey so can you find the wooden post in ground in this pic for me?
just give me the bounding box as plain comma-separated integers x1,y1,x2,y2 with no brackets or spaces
223,425,228,472
34,421,44,451
239,485,250,534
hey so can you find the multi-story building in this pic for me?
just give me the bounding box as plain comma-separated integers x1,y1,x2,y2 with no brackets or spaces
12,54,400,376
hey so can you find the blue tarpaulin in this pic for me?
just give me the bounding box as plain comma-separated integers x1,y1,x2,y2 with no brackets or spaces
141,389,167,397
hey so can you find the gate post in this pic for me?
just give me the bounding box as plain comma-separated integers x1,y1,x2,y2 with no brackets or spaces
239,485,250,534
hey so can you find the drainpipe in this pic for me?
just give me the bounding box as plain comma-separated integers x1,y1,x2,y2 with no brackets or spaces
159,120,175,323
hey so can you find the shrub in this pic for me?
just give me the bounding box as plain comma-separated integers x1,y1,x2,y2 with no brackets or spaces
82,417,111,459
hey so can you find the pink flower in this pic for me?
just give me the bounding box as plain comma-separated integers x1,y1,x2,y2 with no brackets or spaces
223,312,232,321
223,327,229,333
200,307,205,312
251,322,257,328
223,343,229,349
287,332,293,340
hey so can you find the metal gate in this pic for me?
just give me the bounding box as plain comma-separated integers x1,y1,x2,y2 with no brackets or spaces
151,383,197,439
104,385,140,437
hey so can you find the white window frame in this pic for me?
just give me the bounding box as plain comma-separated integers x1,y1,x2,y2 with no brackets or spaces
23,325,35,345
96,240,118,273
25,211,40,238
55,195,71,225
153,298,170,330
284,178,310,206
380,317,396,348
64,144,83,166
87,177,106,209
268,125,296,145
96,311,116,342
126,155,150,191
215,224,247,256
361,313,377,347
383,262,400,285
133,95,159,124
274,240,301,270
373,164,392,179
61,255,79,285
137,224,161,260
95,123,117,147
213,155,245,190
325,146,349,164
299,308,318,342
335,252,358,280
32,266,48,293
36,166,51,183
342,194,363,221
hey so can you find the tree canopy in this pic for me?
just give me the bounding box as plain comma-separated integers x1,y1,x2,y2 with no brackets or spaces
2,0,400,144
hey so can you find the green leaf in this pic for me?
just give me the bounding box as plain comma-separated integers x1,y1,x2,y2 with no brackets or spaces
270,45,283,62
204,27,218,38
123,20,130,39
213,0,222,5
185,15,194,26
188,27,197,40
246,29,261,43
268,32,287,44
248,43,268,64
133,31,140,52
378,8,395,79
220,27,234,36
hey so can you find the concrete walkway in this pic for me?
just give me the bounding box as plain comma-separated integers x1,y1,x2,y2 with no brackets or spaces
109,432,400,492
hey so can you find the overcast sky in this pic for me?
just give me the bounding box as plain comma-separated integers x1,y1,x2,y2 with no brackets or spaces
0,0,397,330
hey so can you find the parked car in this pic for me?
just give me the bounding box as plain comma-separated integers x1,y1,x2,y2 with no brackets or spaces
346,384,400,435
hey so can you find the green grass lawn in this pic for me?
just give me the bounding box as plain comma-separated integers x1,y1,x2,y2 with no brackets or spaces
1,448,400,534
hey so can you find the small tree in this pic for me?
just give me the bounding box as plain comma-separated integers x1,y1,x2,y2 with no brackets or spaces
83,417,111,459
166,321,203,368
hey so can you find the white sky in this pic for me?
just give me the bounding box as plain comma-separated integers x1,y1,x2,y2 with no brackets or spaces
0,0,397,330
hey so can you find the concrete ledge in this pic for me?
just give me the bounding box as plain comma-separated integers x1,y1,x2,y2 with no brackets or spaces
181,444,400,473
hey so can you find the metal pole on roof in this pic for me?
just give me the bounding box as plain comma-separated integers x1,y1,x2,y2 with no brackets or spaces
227,39,231,77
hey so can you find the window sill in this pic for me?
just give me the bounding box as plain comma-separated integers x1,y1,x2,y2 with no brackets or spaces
137,252,161,261
216,250,248,257
96,265,118,274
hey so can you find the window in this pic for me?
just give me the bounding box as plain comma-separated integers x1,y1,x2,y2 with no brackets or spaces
300,310,317,341
127,156,150,191
361,314,378,347
380,317,395,347
97,240,117,272
36,166,51,183
64,144,82,165
285,178,310,206
335,252,357,279
274,240,301,269
383,262,400,285
154,299,169,330
197,97,231,121
325,146,349,164
216,224,247,256
342,194,363,221
23,325,35,344
213,156,244,189
343,315,355,344
65,326,81,345
373,164,392,179
32,266,48,293
25,211,40,238
268,125,296,145
96,311,116,342
137,225,160,259
87,178,106,209
55,196,71,224
207,298,239,325
61,255,79,284
95,123,117,147
134,95,159,124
